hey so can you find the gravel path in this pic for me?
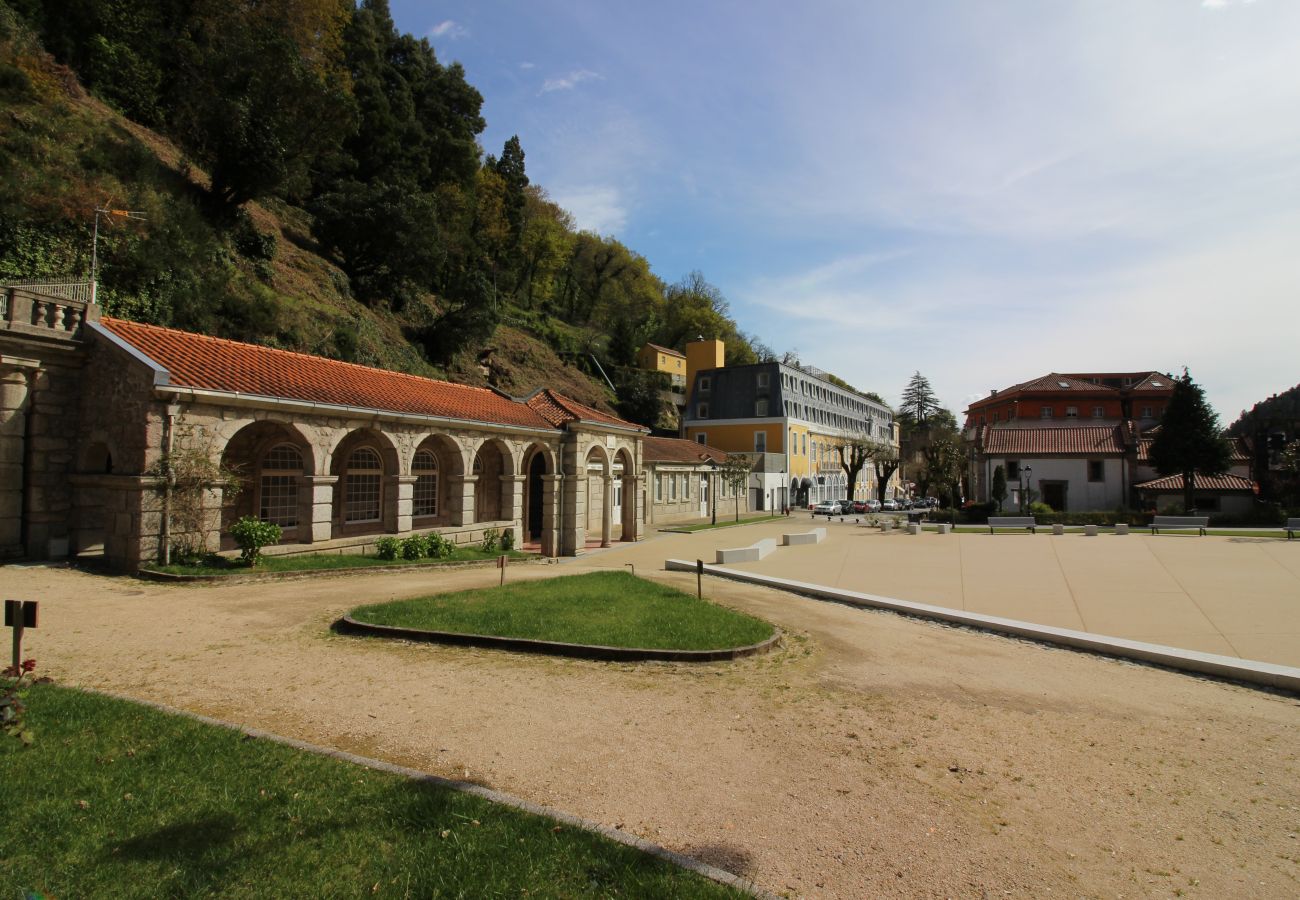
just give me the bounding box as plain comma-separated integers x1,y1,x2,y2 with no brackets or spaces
11,560,1299,898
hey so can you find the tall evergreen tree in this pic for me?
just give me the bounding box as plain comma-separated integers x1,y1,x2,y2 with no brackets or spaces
991,464,1008,512
899,371,940,425
1148,371,1232,511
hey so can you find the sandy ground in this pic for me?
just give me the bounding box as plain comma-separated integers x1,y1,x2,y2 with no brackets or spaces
7,546,1300,899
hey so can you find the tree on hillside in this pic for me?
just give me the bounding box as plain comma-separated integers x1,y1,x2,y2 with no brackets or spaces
1148,370,1232,512
900,371,941,425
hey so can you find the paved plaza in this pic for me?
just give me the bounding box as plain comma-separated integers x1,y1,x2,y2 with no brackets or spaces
585,516,1300,668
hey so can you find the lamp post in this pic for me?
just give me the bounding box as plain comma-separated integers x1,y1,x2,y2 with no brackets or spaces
1019,465,1033,514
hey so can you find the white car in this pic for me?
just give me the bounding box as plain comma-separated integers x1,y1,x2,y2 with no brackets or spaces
881,498,900,511
812,500,841,515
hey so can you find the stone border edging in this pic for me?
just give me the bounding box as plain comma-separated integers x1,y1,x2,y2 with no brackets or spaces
137,555,548,583
334,615,781,663
666,559,1300,695
76,687,779,900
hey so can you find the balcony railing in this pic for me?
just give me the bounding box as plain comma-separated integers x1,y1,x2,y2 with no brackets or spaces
1,285,99,342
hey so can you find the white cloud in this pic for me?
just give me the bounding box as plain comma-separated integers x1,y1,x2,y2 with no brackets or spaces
519,61,535,70
540,69,600,93
548,186,627,235
428,20,468,39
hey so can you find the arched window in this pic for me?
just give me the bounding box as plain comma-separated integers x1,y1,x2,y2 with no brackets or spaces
344,447,383,523
260,444,303,527
413,449,438,517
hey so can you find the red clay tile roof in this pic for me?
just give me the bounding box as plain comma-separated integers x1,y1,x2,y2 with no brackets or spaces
642,435,728,465
1127,372,1176,391
100,317,558,430
525,389,646,431
1134,473,1257,492
1138,437,1249,462
644,342,685,358
981,425,1125,455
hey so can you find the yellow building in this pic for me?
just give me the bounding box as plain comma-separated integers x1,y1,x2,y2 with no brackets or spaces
680,339,900,509
636,342,687,387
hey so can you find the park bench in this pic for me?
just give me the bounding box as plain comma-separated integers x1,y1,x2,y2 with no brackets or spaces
987,516,1037,534
1149,515,1209,536
1286,518,1299,539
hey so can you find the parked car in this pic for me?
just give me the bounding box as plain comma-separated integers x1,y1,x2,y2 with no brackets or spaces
881,498,900,511
850,499,870,513
836,499,854,513
864,498,882,512
812,500,841,516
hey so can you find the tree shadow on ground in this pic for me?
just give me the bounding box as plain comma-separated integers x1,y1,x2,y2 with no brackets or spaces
675,841,758,877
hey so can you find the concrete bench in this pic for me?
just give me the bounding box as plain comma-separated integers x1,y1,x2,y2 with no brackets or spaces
782,528,826,546
1150,515,1209,536
988,516,1037,534
1286,518,1300,539
715,538,777,564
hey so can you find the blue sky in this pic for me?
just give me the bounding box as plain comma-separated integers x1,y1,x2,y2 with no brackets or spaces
395,0,1299,422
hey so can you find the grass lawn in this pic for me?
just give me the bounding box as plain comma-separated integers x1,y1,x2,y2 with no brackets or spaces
0,685,743,899
143,547,535,576
666,514,783,533
350,571,774,650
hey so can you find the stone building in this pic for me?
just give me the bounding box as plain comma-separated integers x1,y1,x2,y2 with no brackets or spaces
1,285,651,571
641,434,749,525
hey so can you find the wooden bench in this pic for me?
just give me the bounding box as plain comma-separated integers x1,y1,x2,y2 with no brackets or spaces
1149,515,1209,536
1286,518,1300,540
988,516,1037,534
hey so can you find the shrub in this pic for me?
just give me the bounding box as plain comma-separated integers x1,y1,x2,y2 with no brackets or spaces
480,527,500,553
500,528,515,551
1028,501,1055,517
401,534,430,560
427,532,454,558
375,536,401,560
229,516,282,566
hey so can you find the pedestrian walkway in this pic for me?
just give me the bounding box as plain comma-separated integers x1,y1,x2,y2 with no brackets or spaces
582,516,1300,668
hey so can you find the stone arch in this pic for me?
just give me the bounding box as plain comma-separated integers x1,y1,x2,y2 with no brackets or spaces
330,428,401,535
219,420,317,546
521,443,554,547
410,434,464,525
613,446,637,541
471,438,515,524
584,444,612,547
70,439,118,558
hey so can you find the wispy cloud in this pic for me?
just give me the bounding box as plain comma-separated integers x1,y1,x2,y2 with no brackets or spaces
428,20,468,40
548,185,626,235
519,61,535,70
540,69,600,94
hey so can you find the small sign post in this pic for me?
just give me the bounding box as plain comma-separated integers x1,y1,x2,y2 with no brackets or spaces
696,559,704,599
497,554,507,586
5,600,38,669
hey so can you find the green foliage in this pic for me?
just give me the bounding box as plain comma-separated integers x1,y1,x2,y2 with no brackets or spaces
991,464,1008,512
401,534,430,560
499,528,515,551
900,371,941,425
229,515,281,566
375,536,400,560
612,367,668,429
1149,371,1233,510
427,532,454,558
480,526,500,553
1028,500,1055,516
1,657,37,746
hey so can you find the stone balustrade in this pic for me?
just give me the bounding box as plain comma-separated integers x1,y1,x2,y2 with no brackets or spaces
2,286,99,341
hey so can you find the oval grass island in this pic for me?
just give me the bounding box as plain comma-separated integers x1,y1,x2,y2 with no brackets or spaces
338,570,779,662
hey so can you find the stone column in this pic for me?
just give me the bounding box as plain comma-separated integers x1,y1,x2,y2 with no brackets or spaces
540,473,561,557
303,475,337,543
0,362,36,558
390,474,418,534
601,474,613,548
500,474,525,544
621,473,642,541
448,474,476,526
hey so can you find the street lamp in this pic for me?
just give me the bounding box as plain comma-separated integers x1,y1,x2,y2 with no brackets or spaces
1019,465,1033,514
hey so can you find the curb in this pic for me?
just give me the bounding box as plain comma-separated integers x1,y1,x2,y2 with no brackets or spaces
137,555,548,584
334,615,781,663
76,687,780,899
667,559,1300,695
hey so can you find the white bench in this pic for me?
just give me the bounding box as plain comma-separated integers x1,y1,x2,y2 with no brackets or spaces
1150,515,1209,536
715,538,778,564
988,516,1037,534
1286,518,1299,540
782,528,826,546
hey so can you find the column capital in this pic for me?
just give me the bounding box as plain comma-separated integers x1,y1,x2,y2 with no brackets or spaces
304,475,338,485
501,474,527,483
389,474,419,485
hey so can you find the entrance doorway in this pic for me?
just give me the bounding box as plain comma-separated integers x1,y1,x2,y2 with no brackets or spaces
527,453,545,539
1041,481,1068,512
700,476,709,517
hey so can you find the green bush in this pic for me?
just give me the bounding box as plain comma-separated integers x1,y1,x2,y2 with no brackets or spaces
480,527,500,553
1028,501,1055,517
427,532,453,558
375,537,400,560
401,534,429,560
500,528,515,551
229,516,282,566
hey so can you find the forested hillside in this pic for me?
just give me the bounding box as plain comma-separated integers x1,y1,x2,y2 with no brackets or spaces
0,0,769,422
1229,383,1300,437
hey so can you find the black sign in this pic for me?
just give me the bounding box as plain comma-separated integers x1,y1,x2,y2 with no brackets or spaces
4,600,38,629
